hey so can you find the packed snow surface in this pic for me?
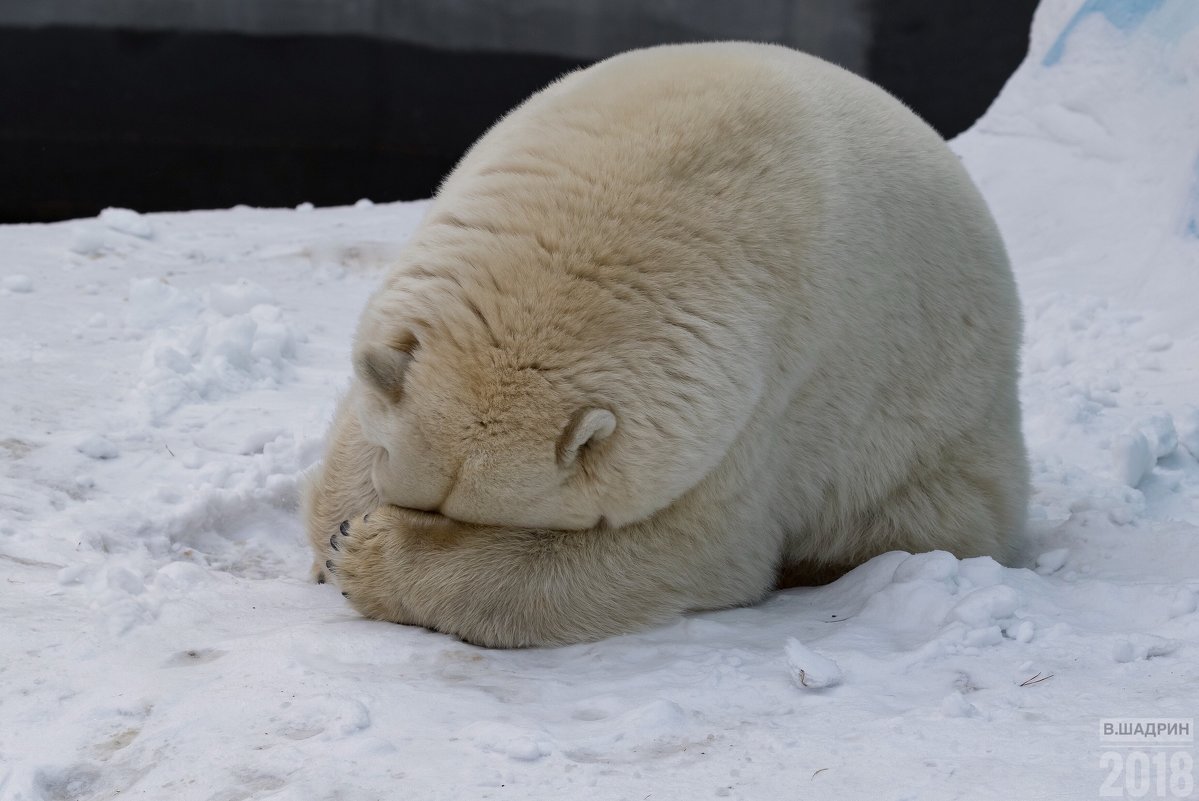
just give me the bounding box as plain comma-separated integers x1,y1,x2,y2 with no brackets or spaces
2,2,1199,798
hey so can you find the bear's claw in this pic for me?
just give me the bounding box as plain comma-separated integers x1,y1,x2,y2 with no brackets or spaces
327,512,388,607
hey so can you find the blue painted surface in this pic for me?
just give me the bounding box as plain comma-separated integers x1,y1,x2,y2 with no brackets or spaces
1043,0,1164,66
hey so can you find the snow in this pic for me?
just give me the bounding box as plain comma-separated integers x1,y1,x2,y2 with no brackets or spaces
75,435,119,461
2,275,33,294
97,208,154,240
2,2,1199,798
784,638,843,689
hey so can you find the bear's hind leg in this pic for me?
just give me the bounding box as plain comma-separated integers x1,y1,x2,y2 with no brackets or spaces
858,422,1029,566
793,420,1029,575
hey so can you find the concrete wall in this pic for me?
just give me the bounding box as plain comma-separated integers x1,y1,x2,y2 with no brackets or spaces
0,0,872,71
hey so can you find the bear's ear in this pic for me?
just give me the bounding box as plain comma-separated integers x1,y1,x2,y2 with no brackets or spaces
557,408,616,467
353,343,413,401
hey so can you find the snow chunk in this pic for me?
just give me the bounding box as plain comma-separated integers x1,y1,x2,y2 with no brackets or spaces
1010,620,1036,643
463,721,553,761
1168,588,1197,619
627,698,686,729
1137,413,1178,459
207,280,276,317
1112,431,1153,487
1113,415,1179,486
99,207,154,239
238,427,288,456
1035,548,1070,575
892,550,959,583
957,556,1005,588
784,638,843,689
1177,406,1199,457
1112,635,1178,663
76,435,118,460
940,691,979,718
502,737,547,761
3,274,33,293
964,625,1004,647
948,585,1021,628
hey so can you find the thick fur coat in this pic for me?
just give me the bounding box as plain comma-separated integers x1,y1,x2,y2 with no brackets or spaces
305,42,1029,647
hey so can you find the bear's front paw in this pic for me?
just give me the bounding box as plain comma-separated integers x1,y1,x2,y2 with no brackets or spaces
327,513,374,598
325,508,414,622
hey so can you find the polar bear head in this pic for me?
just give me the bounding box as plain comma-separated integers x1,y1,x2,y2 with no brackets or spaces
345,224,756,533
353,355,614,530
348,267,660,531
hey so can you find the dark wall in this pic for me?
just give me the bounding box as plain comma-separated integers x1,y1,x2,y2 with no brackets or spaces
2,1,1039,224
2,28,584,222
870,0,1040,139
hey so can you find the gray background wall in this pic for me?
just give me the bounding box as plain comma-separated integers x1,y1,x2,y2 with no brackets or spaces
1,0,1037,222
0,0,872,70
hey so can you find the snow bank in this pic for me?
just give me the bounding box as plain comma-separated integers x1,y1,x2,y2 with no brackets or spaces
957,0,1199,508
955,0,1199,334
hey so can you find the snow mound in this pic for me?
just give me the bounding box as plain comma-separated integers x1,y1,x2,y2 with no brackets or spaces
958,0,1199,518
955,0,1199,334
129,278,303,421
99,207,155,239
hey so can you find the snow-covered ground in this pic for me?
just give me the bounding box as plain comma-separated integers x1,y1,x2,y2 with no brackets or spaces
3,1,1198,798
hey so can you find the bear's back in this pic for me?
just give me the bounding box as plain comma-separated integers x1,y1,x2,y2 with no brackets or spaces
361,42,1020,532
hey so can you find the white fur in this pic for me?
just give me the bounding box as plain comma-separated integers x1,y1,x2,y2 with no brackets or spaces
307,42,1029,647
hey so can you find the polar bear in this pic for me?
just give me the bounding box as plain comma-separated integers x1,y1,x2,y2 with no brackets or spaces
306,41,1029,647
